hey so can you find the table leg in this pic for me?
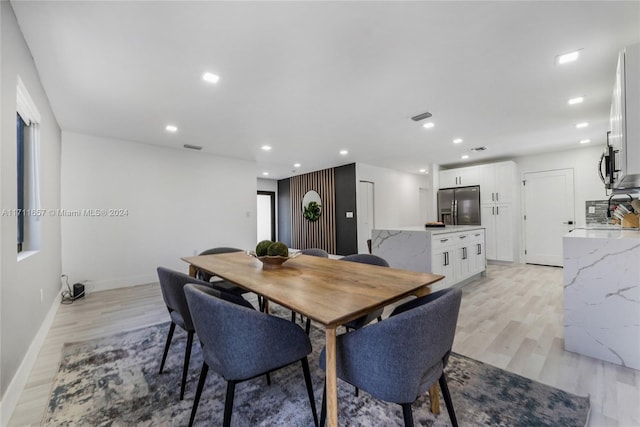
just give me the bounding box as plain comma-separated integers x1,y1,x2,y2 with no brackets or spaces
326,326,338,427
188,265,197,278
429,383,440,414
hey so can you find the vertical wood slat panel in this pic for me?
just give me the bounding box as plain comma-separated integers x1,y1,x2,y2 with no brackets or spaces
290,168,336,253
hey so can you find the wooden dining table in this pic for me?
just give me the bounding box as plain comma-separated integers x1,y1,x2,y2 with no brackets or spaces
182,251,444,427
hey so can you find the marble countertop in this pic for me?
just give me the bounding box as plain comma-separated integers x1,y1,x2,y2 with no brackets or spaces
566,228,640,240
373,225,484,234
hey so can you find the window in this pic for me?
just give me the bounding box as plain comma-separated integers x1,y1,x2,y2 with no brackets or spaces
16,76,42,256
17,113,26,252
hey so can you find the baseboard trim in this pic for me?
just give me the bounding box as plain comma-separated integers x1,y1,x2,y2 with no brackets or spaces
0,292,61,427
82,274,157,294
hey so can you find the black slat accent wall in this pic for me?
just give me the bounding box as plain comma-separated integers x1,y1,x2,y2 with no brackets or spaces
334,163,358,255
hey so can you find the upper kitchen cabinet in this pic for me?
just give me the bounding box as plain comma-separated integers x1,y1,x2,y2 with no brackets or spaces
479,161,517,204
439,166,480,188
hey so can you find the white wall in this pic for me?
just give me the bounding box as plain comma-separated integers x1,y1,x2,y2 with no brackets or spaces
1,0,62,410
513,145,608,229
61,132,257,292
356,163,431,229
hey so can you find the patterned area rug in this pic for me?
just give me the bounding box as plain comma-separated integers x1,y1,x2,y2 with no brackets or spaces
44,316,590,426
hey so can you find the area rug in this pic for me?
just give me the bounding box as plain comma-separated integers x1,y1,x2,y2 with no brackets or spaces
44,317,590,426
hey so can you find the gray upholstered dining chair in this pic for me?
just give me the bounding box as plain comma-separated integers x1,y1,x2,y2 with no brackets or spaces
184,284,319,427
197,247,265,309
339,253,390,329
156,267,253,400
300,248,330,257
318,288,463,427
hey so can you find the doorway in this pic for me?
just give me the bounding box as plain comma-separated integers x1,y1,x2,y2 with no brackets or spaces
523,169,575,266
257,191,276,242
357,181,374,253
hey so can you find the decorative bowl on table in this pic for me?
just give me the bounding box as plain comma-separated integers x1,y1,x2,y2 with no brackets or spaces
248,251,300,269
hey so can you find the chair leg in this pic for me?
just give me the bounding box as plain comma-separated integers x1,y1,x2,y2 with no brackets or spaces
439,373,458,427
188,362,209,427
401,403,414,427
180,331,194,400
291,311,297,323
266,372,271,386
377,316,383,323
305,317,311,335
354,386,359,397
223,380,237,427
301,358,319,427
319,381,326,427
159,322,176,374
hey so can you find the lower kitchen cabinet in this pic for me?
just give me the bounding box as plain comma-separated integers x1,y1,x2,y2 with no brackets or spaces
482,203,513,262
371,226,486,289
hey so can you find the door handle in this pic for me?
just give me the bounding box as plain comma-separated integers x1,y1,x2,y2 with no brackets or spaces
496,192,499,201
563,221,574,225
492,206,495,215
443,251,449,266
477,243,481,255
496,206,499,215
462,247,467,260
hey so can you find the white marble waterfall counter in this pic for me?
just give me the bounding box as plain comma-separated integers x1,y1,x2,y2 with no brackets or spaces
563,228,640,370
372,226,486,290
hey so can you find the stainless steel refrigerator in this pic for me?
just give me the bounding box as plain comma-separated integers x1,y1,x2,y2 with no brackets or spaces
437,186,481,225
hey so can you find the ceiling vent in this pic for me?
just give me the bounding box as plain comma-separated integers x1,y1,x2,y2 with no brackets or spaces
411,111,432,122
183,144,202,151
469,146,487,152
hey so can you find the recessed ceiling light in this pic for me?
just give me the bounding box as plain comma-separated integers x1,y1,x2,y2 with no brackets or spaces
580,139,591,144
453,138,463,144
422,122,435,129
261,145,272,151
293,163,301,168
202,72,220,84
461,155,469,160
576,122,589,129
339,150,349,156
262,172,269,176
165,125,178,132
568,97,584,105
556,50,580,65
419,168,427,173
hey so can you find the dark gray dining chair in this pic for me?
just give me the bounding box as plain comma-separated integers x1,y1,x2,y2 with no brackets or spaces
184,284,319,427
319,288,463,427
156,267,253,400
340,253,390,329
300,248,330,257
197,247,265,309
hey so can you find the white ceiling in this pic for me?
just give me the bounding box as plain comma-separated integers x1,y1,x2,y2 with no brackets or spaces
11,1,640,179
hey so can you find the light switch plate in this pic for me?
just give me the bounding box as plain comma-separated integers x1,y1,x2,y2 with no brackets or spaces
588,206,596,214
346,211,353,218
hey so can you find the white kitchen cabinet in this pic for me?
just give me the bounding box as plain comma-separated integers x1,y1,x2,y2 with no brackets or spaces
439,166,480,188
479,161,516,204
482,203,513,261
372,226,486,289
468,230,486,274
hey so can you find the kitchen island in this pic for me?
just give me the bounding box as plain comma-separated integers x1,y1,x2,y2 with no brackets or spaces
563,228,640,370
371,225,486,290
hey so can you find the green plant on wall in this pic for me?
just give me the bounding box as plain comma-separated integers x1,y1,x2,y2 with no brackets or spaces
303,201,322,222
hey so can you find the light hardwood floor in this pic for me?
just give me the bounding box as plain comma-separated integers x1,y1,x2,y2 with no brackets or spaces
8,263,640,426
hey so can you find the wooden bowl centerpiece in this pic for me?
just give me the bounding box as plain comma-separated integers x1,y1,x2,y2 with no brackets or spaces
251,240,299,269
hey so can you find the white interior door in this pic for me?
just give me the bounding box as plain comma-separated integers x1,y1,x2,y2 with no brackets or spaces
357,181,374,253
523,169,575,266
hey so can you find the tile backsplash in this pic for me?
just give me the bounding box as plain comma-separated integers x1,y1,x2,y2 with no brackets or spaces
585,199,634,225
